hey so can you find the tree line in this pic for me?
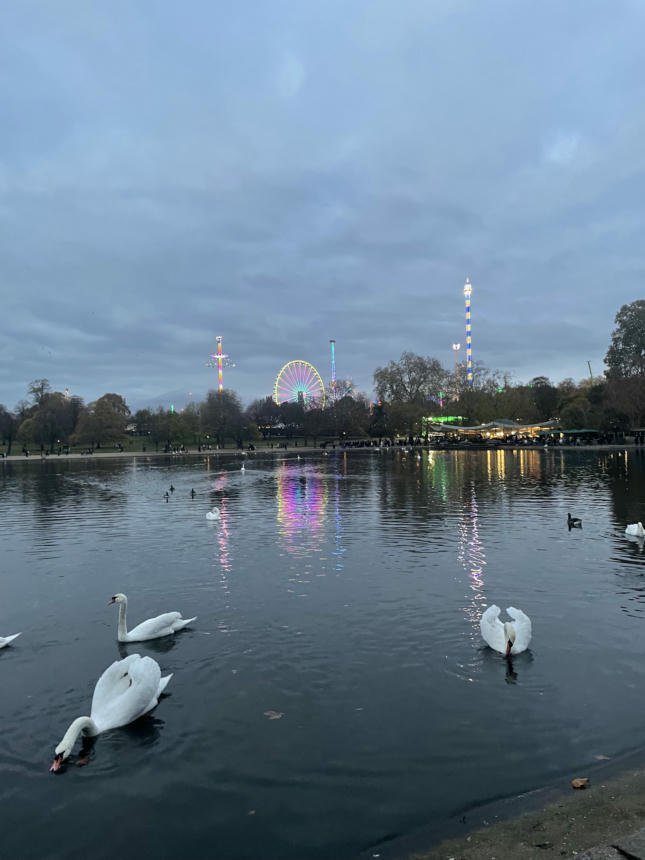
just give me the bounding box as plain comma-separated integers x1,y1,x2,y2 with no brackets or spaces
1,301,644,455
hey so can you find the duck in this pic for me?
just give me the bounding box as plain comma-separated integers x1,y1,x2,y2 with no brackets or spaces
206,506,221,521
568,513,582,528
626,522,645,538
0,632,21,649
169,485,175,493
190,488,196,498
109,593,196,643
480,605,532,656
50,654,171,772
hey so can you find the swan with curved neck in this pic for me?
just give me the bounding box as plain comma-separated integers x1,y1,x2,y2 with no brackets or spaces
206,506,221,521
109,593,196,643
480,605,532,656
51,654,172,772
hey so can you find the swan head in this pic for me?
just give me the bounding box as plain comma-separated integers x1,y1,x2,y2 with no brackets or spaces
108,592,127,606
50,717,94,772
503,621,516,657
50,738,73,772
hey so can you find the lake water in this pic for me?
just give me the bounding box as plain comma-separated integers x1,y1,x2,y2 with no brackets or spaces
2,448,645,859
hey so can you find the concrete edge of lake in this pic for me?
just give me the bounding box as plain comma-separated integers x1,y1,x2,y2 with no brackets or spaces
362,746,645,860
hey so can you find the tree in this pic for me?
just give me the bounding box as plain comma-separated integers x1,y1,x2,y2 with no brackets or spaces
605,300,645,377
603,376,645,429
32,392,69,450
0,405,17,455
528,376,559,420
333,395,370,438
201,390,244,447
278,401,304,439
374,352,448,403
302,407,328,445
27,378,52,406
72,393,130,448
246,397,281,439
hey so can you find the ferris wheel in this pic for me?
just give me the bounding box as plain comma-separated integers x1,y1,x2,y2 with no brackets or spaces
274,360,326,409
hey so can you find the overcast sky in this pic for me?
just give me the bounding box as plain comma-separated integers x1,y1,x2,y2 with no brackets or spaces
2,1,644,411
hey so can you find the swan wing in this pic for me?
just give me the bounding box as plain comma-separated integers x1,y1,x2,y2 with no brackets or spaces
626,523,645,537
91,654,161,732
506,607,532,653
480,605,506,653
126,612,183,642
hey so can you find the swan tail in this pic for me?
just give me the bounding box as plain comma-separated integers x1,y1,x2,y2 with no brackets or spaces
158,673,173,696
172,616,196,632
1,632,21,645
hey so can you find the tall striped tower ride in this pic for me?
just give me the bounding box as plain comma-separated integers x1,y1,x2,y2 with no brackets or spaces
463,278,473,387
329,339,337,400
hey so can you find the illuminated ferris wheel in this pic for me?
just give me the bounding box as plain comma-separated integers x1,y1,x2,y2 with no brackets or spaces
274,360,326,409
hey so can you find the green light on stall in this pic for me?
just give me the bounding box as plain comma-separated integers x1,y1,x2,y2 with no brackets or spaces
170,405,175,413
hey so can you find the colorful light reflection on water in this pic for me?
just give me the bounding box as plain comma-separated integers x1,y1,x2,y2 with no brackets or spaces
276,463,328,557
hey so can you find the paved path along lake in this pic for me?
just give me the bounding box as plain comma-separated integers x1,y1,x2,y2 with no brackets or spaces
1,448,644,859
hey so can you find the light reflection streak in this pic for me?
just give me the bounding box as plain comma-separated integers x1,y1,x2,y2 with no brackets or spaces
276,463,328,557
209,473,232,585
332,476,345,572
457,481,487,645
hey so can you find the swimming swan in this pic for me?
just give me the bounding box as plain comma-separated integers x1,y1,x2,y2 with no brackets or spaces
625,522,645,538
0,632,21,649
50,654,171,771
206,506,221,520
480,605,532,656
109,593,196,643
240,464,245,472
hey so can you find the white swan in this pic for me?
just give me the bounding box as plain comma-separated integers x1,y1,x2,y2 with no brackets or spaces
240,464,245,472
206,506,221,521
625,522,645,538
109,593,196,643
50,654,171,771
0,632,21,649
480,605,532,656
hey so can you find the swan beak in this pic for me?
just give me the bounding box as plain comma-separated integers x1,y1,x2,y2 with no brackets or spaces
108,598,115,605
50,754,64,773
505,640,512,657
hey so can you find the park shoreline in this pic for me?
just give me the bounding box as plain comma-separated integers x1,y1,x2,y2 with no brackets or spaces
359,744,645,859
1,441,641,465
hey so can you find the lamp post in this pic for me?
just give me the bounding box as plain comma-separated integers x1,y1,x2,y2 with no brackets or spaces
463,278,473,387
452,343,460,397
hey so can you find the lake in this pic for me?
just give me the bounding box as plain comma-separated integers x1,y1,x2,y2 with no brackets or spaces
1,448,645,859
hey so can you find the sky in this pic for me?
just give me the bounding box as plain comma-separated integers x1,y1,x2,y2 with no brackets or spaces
2,0,644,412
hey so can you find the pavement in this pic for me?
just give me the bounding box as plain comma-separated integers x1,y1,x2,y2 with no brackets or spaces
398,764,645,860
356,750,645,860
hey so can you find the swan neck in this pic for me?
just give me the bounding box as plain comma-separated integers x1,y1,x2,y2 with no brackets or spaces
117,600,129,640
57,716,99,754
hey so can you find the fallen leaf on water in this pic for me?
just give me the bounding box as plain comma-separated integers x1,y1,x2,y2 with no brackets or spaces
263,710,284,720
571,778,590,789
247,810,256,816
